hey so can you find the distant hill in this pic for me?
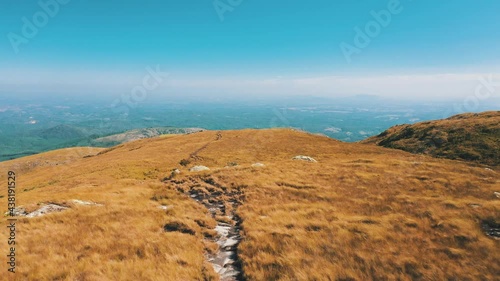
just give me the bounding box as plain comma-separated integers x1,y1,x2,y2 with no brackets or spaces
38,124,88,140
0,126,205,162
90,127,205,146
362,111,500,166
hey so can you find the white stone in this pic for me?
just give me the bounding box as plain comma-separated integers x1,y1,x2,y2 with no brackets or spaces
223,237,239,249
215,225,231,237
189,165,210,172
292,155,317,162
26,204,68,218
212,264,223,274
222,256,234,267
72,199,102,206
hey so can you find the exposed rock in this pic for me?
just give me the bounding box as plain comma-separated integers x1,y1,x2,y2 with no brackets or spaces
4,207,27,217
215,224,231,237
71,199,103,206
158,205,173,210
164,168,182,180
189,165,210,172
494,192,500,199
212,264,223,274
181,179,244,280
223,237,239,250
220,268,239,280
26,204,68,218
292,155,318,162
481,219,500,239
251,163,265,168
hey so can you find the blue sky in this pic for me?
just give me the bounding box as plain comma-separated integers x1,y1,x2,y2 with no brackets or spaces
1,0,499,99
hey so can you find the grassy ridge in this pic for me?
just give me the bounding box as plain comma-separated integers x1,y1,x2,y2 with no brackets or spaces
362,111,500,166
0,129,498,280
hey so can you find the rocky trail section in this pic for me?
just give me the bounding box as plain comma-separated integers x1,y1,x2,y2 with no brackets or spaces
4,200,102,218
165,175,246,281
190,185,244,280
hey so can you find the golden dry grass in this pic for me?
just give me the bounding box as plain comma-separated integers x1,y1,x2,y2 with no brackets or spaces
362,111,500,166
0,129,498,280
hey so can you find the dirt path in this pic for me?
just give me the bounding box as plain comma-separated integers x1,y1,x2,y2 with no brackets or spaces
189,186,244,280
171,131,246,280
188,131,223,161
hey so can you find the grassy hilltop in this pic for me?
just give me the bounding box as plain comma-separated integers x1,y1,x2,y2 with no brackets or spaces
362,111,500,166
0,126,498,280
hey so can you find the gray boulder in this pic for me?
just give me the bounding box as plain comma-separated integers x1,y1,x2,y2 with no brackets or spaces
26,204,68,218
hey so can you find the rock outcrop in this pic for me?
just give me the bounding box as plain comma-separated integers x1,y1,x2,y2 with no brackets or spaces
26,204,68,218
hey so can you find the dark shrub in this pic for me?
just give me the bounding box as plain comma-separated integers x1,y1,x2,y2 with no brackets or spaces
164,222,195,235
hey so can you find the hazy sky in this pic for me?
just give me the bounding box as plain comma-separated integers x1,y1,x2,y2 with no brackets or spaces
1,0,500,100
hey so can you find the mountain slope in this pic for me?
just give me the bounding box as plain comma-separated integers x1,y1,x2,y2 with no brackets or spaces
0,129,498,280
362,111,500,166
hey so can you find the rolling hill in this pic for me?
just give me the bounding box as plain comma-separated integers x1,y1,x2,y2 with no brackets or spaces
0,128,498,280
38,124,88,140
0,126,205,162
90,127,205,146
362,111,500,166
